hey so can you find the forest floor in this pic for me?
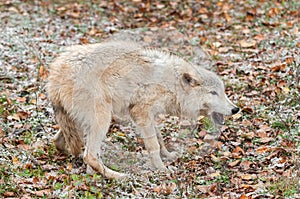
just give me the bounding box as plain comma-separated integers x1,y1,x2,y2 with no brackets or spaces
0,1,299,198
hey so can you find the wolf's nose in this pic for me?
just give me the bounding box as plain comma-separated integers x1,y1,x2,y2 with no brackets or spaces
231,107,239,114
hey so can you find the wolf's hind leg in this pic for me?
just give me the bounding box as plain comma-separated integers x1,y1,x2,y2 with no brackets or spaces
82,102,127,179
53,130,68,153
53,105,84,156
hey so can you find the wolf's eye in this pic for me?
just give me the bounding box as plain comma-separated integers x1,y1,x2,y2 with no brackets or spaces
210,91,218,96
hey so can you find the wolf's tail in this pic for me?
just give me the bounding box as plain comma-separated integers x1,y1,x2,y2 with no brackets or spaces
53,104,84,156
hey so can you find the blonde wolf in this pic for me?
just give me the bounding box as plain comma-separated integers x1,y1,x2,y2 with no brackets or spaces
47,41,239,179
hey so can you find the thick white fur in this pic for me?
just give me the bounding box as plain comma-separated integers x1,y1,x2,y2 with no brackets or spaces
47,41,238,178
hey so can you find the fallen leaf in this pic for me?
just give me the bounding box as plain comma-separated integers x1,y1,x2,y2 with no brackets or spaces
210,171,220,178
254,33,264,41
241,174,256,180
285,57,295,64
4,192,15,197
12,157,20,165
39,93,47,100
17,97,27,103
218,47,229,53
18,143,31,150
80,37,89,44
260,137,274,143
197,185,211,193
257,125,272,133
239,194,248,199
240,161,253,170
39,65,49,79
224,13,231,22
8,111,30,121
232,113,242,119
239,39,256,48
153,185,162,193
282,87,290,94
35,189,51,197
241,132,255,139
271,63,286,72
232,146,245,157
256,146,269,153
0,126,4,138
228,159,240,167
242,107,253,113
67,162,73,171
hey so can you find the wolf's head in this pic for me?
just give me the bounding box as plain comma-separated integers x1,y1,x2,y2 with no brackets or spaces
180,71,239,126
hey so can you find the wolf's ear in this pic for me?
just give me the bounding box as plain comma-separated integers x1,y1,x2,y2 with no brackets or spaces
182,73,202,87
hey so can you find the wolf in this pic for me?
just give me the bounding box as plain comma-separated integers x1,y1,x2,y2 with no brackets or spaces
47,41,239,179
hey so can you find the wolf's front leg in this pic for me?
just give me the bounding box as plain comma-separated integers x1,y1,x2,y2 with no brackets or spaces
156,130,178,161
138,125,167,170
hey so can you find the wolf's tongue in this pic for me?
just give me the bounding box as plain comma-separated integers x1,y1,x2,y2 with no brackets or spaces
212,112,224,125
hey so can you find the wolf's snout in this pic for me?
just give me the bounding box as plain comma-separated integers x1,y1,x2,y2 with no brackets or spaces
231,107,239,115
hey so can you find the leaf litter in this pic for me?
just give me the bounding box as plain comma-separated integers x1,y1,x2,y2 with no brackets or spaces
0,0,299,198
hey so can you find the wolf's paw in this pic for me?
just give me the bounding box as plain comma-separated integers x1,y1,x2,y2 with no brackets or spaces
151,162,168,171
153,165,168,173
162,151,178,161
86,165,96,175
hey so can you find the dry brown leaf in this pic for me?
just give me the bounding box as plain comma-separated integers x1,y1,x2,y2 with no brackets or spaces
198,130,207,137
35,189,51,197
255,146,269,153
210,171,220,178
67,162,73,171
153,185,162,193
218,47,229,53
254,33,264,41
165,182,176,195
17,97,27,103
80,37,89,44
241,132,255,139
271,63,286,72
239,40,256,48
285,56,295,64
257,131,269,138
224,13,231,22
232,113,242,119
241,174,256,180
12,157,20,165
240,161,253,170
228,159,240,167
242,28,250,34
242,107,253,113
18,143,31,150
153,182,176,195
260,137,274,143
4,191,15,197
210,154,220,163
233,146,245,156
239,194,248,199
39,65,49,79
39,93,47,100
282,87,290,94
0,126,4,138
196,185,211,193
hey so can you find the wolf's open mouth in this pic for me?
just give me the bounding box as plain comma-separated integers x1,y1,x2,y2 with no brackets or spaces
211,112,224,125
